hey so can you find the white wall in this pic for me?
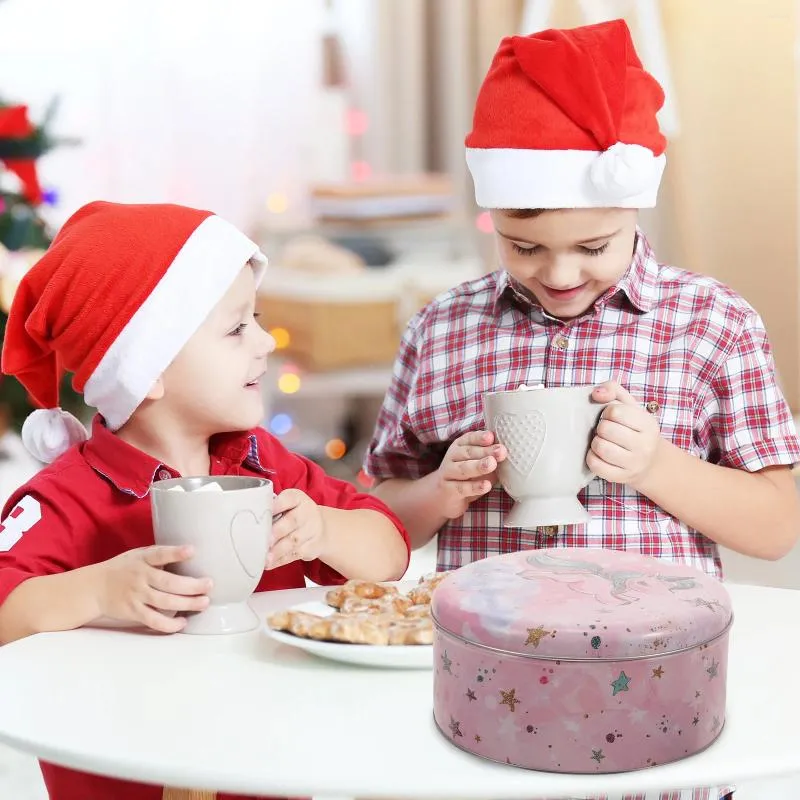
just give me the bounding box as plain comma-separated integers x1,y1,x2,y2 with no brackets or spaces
0,0,364,235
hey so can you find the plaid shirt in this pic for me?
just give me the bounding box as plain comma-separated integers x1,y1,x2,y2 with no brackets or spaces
365,233,790,800
365,231,800,582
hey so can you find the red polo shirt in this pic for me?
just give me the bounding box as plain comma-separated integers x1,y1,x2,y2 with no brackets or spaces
0,416,409,800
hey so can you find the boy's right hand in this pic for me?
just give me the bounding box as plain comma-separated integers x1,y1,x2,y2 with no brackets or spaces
436,431,507,519
93,546,213,634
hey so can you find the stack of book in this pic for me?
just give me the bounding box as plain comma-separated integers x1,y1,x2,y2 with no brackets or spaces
309,174,454,226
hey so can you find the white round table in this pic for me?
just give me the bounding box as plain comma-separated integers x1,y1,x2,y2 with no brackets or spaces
0,582,797,799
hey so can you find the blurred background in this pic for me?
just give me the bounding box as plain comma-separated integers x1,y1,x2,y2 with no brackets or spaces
0,2,799,798
2,0,798,490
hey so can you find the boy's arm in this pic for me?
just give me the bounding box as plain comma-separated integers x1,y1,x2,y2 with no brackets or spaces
593,313,800,560
0,566,101,644
373,431,509,550
0,491,100,643
371,474,448,550
364,310,450,548
253,429,410,583
316,505,409,582
635,444,799,560
0,491,208,644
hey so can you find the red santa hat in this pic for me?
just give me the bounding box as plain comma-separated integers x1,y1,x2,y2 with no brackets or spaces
465,19,667,209
1,201,267,463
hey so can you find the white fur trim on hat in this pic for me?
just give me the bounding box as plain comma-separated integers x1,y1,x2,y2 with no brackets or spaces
22,408,89,464
466,143,666,209
83,214,268,431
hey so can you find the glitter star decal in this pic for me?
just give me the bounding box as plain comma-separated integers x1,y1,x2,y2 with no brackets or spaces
712,716,721,731
449,716,463,738
652,666,664,679
692,715,700,726
706,659,719,680
525,626,551,648
441,650,453,674
500,688,520,712
474,734,482,743
591,749,606,763
611,671,631,696
466,688,477,702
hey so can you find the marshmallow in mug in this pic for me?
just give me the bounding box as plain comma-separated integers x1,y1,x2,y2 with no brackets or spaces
167,480,284,523
517,383,545,390
166,482,223,493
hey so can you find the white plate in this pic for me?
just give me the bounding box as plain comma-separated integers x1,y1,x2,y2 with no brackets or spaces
263,601,433,670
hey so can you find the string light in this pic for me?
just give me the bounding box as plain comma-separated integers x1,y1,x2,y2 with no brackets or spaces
267,193,288,214
356,469,374,488
278,373,301,394
346,109,369,137
325,438,347,460
351,161,372,182
42,188,59,206
475,211,494,234
269,413,293,436
270,327,291,349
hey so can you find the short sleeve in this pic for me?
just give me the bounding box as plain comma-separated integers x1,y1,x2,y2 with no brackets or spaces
252,429,410,585
696,311,800,470
363,311,444,481
0,487,78,607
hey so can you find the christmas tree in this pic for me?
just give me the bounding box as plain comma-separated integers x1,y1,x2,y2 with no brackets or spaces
0,98,83,434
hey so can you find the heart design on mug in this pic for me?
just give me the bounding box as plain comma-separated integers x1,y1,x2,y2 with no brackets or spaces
494,411,547,476
229,508,271,579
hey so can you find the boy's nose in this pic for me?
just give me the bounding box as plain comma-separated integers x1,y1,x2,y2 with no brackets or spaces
539,256,581,288
258,325,276,356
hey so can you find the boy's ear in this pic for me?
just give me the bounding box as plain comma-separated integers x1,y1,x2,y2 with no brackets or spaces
145,376,165,401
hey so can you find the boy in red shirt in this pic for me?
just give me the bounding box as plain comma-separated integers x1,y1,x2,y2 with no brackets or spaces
0,201,410,800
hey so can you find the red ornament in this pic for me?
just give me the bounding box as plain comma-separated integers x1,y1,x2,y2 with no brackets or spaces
0,105,44,205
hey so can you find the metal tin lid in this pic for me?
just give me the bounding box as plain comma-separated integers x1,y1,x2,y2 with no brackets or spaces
431,548,732,660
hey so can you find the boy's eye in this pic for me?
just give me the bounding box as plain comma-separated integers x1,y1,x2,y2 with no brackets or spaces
511,242,610,257
229,312,261,337
511,243,541,257
581,243,610,257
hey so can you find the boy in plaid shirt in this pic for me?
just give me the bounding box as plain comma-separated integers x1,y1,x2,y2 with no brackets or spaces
365,19,800,800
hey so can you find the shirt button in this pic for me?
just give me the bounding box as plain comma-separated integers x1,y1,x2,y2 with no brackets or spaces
645,400,660,414
552,334,569,350
157,468,172,481
538,525,559,537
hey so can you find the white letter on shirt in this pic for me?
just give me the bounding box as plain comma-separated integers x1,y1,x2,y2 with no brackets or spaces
0,496,43,552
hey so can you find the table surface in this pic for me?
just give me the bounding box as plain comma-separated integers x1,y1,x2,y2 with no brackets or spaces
0,582,797,799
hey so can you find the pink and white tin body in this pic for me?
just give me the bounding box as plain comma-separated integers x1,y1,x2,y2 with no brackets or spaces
431,548,732,774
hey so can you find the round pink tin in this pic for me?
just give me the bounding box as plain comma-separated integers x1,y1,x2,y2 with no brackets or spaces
431,548,732,773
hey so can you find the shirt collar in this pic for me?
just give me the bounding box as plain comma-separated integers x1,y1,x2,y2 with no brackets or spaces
492,228,660,317
83,416,270,498
610,229,660,313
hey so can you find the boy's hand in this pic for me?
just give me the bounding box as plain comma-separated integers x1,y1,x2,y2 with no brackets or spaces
95,546,213,634
268,489,327,569
436,431,508,519
587,382,663,488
